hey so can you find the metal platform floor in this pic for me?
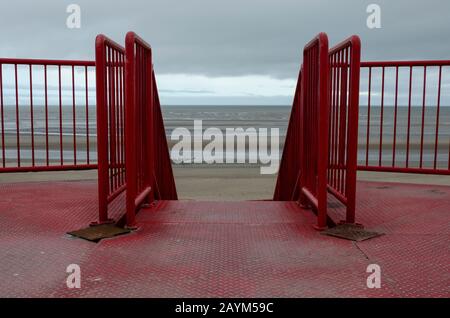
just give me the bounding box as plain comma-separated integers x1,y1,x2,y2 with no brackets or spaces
0,180,448,297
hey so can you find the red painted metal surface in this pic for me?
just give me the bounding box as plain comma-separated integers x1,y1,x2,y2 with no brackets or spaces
124,32,177,227
273,69,302,201
358,60,450,175
124,32,154,227
275,34,361,227
0,179,448,297
95,35,126,224
298,32,329,230
327,36,361,224
152,71,178,201
0,58,96,172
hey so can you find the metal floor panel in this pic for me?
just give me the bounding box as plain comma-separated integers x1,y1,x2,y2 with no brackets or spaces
0,180,448,297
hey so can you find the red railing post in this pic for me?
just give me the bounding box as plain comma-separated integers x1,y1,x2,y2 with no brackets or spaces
125,32,155,228
124,32,138,227
298,32,329,230
343,36,361,224
93,35,126,225
95,35,110,224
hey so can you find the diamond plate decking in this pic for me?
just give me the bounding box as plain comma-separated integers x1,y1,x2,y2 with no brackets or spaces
0,180,448,297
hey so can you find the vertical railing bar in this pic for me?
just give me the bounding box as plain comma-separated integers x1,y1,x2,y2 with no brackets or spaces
58,65,63,165
116,54,121,185
378,66,385,166
29,65,35,166
119,54,124,184
107,47,114,193
0,64,5,168
419,66,427,168
116,51,121,188
327,55,334,183
331,53,338,188
112,50,117,189
72,65,77,165
85,66,90,164
44,65,49,166
392,66,399,167
114,50,118,189
329,54,337,185
406,66,413,168
433,66,442,169
365,67,372,166
335,51,341,191
14,64,21,167
333,51,341,189
340,47,349,194
139,46,144,192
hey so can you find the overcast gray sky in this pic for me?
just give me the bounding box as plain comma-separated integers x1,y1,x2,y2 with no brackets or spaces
0,0,449,105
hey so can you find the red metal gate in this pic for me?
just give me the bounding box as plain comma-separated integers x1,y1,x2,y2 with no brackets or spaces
297,33,330,230
327,36,361,224
124,32,155,227
275,33,361,229
95,32,177,227
95,35,126,224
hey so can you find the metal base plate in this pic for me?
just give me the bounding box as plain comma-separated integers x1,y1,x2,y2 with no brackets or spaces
322,224,383,241
68,224,131,242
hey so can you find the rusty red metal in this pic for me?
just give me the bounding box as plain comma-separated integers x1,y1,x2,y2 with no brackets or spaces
95,35,126,224
0,58,96,172
359,60,450,175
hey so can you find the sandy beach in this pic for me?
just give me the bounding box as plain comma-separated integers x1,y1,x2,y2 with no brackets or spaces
0,105,449,200
0,164,449,201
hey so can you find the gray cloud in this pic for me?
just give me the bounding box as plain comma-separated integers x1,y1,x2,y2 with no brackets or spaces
1,0,449,80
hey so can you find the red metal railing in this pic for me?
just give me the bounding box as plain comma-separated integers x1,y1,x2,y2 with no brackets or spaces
273,69,302,201
124,32,154,227
94,32,177,226
297,33,330,230
358,60,450,175
95,35,126,224
124,32,177,227
327,36,361,224
0,58,96,172
275,34,361,229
